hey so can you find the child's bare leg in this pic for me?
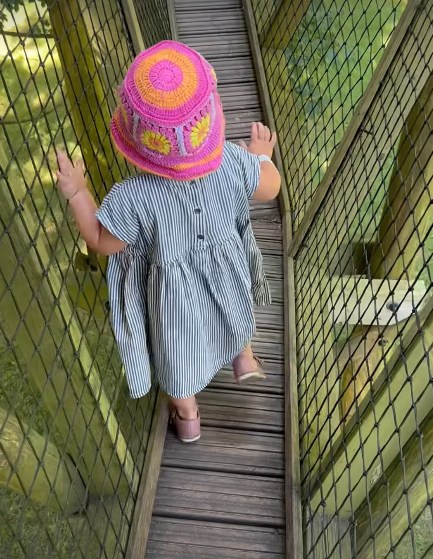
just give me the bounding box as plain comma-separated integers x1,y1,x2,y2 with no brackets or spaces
169,395,198,420
232,344,265,383
169,395,200,443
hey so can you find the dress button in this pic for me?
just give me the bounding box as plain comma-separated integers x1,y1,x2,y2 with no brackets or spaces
197,234,205,240
194,208,201,214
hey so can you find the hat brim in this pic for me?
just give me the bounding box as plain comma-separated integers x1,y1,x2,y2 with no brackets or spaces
111,115,225,181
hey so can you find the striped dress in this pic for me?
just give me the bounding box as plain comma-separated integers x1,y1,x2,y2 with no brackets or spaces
96,141,271,399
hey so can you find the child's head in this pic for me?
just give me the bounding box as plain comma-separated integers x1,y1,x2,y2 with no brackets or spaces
111,40,225,181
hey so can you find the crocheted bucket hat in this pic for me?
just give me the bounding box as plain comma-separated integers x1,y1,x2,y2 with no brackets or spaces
111,40,225,181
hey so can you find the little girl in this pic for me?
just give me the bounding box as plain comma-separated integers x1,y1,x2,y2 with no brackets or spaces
56,40,281,443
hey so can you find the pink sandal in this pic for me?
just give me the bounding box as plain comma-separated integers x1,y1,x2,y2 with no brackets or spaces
170,408,201,443
233,355,266,384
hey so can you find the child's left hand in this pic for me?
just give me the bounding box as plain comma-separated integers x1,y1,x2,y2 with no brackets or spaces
56,151,87,201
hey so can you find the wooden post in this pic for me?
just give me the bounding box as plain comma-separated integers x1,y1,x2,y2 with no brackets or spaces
355,409,433,558
0,407,86,514
48,0,129,196
337,54,433,422
48,0,131,269
0,144,138,496
308,296,433,516
261,0,311,49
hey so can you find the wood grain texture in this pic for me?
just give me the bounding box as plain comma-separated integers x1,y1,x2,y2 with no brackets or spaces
147,517,285,558
154,467,285,526
162,427,284,476
145,2,287,557
126,391,169,559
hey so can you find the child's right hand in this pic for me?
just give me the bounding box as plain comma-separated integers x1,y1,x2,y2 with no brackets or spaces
240,122,277,158
56,151,87,201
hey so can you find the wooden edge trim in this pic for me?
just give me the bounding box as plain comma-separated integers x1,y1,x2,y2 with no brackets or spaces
242,0,292,220
120,0,146,53
243,2,302,555
288,0,423,258
167,0,179,41
283,213,303,559
126,390,168,559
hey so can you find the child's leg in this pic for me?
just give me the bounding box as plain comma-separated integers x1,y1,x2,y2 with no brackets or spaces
169,395,198,420
232,344,266,383
169,395,200,443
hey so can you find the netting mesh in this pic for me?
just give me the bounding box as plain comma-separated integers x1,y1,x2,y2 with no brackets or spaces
251,0,433,558
0,1,169,557
131,0,170,48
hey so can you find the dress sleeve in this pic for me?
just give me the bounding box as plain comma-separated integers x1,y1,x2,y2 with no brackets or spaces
96,181,140,245
229,142,261,199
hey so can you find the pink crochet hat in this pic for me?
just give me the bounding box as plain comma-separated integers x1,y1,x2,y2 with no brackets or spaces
111,40,225,181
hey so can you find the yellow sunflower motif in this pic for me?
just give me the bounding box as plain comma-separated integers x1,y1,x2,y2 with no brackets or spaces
190,114,210,148
142,130,171,155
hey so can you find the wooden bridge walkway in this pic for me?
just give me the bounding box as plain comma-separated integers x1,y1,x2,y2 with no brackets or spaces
145,1,286,556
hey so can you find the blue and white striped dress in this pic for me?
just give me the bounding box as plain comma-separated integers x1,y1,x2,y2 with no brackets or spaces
96,141,271,399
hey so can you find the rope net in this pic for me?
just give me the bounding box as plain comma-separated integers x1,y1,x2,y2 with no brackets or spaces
0,1,169,557
252,0,433,557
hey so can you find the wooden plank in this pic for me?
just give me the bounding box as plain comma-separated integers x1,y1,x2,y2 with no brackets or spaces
210,367,283,394
0,406,85,514
163,425,284,472
176,10,246,35
175,0,242,10
197,389,284,433
147,517,285,558
255,237,284,256
289,0,432,257
210,57,256,84
219,84,261,111
154,467,285,526
126,391,169,559
186,33,251,59
162,427,284,476
251,219,283,238
255,305,284,331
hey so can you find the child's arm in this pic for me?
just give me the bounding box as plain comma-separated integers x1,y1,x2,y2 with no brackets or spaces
240,122,281,202
56,152,127,255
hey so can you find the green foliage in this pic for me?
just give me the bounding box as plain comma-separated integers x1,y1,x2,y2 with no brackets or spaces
286,0,406,198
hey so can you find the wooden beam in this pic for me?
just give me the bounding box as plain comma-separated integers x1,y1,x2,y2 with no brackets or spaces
242,0,291,216
370,73,433,280
120,0,146,53
0,143,138,496
167,0,179,41
289,0,432,258
355,409,433,558
283,216,303,559
242,5,303,556
261,0,311,50
125,390,168,559
0,407,86,514
328,276,429,325
308,296,433,515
